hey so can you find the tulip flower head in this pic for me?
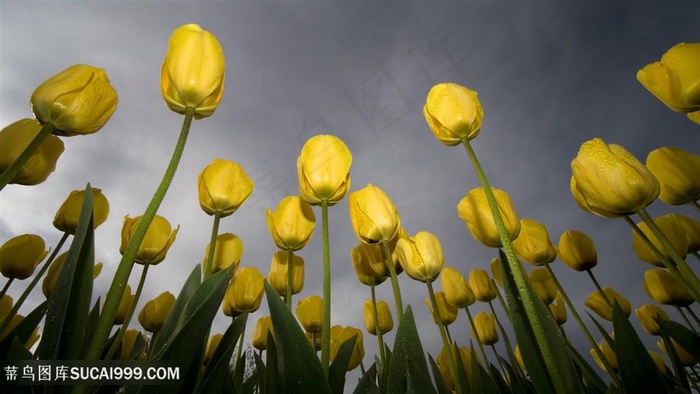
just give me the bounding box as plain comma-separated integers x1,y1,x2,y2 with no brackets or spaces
296,295,323,333
511,219,557,266
120,329,146,360
252,316,274,351
548,293,567,325
363,300,394,336
138,291,176,333
202,233,243,275
643,268,693,307
423,82,484,146
114,284,134,325
636,304,670,336
472,311,499,345
0,234,48,280
490,257,503,288
440,267,475,308
437,344,472,390
120,215,178,265
297,134,352,206
395,231,444,283
468,269,497,303
425,292,458,326
198,159,254,218
53,188,110,234
0,119,64,185
458,187,520,248
348,184,400,245
529,268,558,305
203,334,223,365
266,195,316,251
223,267,264,317
584,287,631,321
350,243,387,287
646,147,700,206
268,251,304,296
632,215,689,267
658,339,698,366
674,213,700,253
591,338,618,372
330,325,364,371
557,230,597,271
637,42,700,113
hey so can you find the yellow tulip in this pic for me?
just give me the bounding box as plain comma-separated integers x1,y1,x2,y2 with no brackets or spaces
266,195,316,251
643,268,693,307
198,159,254,218
252,316,274,351
297,134,352,206
514,345,525,370
529,268,557,305
330,325,364,371
223,267,264,317
468,269,497,302
363,300,393,335
637,42,700,112
53,188,110,234
512,219,557,266
425,292,458,326
348,184,400,244
31,64,118,136
395,231,444,283
646,147,700,205
648,351,668,373
440,267,475,308
658,339,698,366
457,187,520,248
161,24,225,119
674,213,700,253
689,110,700,125
584,287,631,321
423,82,484,146
120,329,146,360
590,339,617,372
0,312,39,349
437,344,472,390
0,119,64,185
472,311,498,345
0,295,12,318
203,334,223,365
557,230,597,271
268,251,304,296
570,138,659,218
114,284,134,325
635,304,669,336
138,291,176,333
350,243,387,286
490,257,503,288
202,233,243,275
632,215,688,267
548,293,567,325
0,234,48,280
42,252,99,298
120,215,178,265
296,295,323,333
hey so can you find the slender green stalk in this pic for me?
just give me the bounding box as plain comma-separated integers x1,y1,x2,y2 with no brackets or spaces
427,281,463,394
85,107,195,360
236,322,246,371
493,281,511,322
203,211,222,279
465,307,489,367
586,269,612,307
321,199,331,376
685,306,700,327
0,279,13,301
0,122,56,191
693,251,700,263
490,344,508,377
370,285,387,373
286,249,294,310
381,239,403,322
105,264,150,360
147,331,160,359
674,306,698,334
690,200,700,214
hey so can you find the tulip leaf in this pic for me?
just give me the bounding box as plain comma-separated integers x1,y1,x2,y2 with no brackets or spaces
195,312,248,394
329,335,357,394
490,363,511,394
353,362,379,394
264,281,331,394
565,340,607,394
386,306,431,393
0,300,47,358
658,328,690,392
265,331,280,394
406,356,437,394
470,344,498,394
659,319,700,361
254,352,267,393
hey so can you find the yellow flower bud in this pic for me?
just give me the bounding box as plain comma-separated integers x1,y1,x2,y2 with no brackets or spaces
490,257,503,288
643,268,693,307
252,316,274,351
472,311,498,345
0,295,12,318
363,300,393,336
584,287,631,321
330,325,364,371
635,304,669,336
674,213,700,253
512,219,557,266
423,82,484,146
457,187,520,248
689,110,700,125
120,215,178,265
53,188,110,234
138,291,176,333
648,351,668,373
548,293,567,325
529,268,557,305
395,231,444,283
161,24,225,119
658,339,698,366
0,312,39,349
202,233,243,275
223,267,264,317
0,119,64,185
0,234,48,280
514,345,525,371
437,344,472,390
296,295,323,333
41,254,102,299
348,184,400,245
646,147,700,205
468,269,497,302
266,195,316,251
632,215,688,267
114,284,134,325
440,267,475,308
350,243,387,287
198,159,254,218
120,329,146,360
637,42,700,112
268,251,304,296
590,339,617,372
297,134,352,206
557,230,597,271
570,138,659,218
203,334,223,365
425,292,458,326
31,65,118,136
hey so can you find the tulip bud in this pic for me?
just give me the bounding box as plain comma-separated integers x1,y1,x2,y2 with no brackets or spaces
198,159,254,218
114,284,134,325
296,295,323,333
266,196,316,251
423,82,484,146
120,329,146,360
203,334,223,365
570,138,659,218
529,268,558,305
437,344,472,390
557,230,597,271
202,233,243,275
658,339,698,366
632,215,689,267
0,119,64,185
591,339,617,372
637,42,700,113
674,213,700,253
514,345,525,370
268,251,304,296
689,110,700,125
0,295,12,318
548,293,567,325
252,316,274,351
635,304,670,336
41,253,102,299
457,187,520,248
53,188,110,234
490,257,503,288
120,215,178,265
646,147,700,206
425,292,458,326
512,219,557,266
363,300,393,335
297,135,352,206
348,184,400,244
350,244,387,287
584,287,631,321
223,267,264,317
440,267,475,308
648,351,668,373
472,311,498,345
395,231,444,283
138,291,176,333
330,325,364,371
643,268,693,307
0,234,48,280
161,24,225,119
468,269,497,302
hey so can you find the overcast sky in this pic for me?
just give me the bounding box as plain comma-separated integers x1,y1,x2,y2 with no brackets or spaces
1,0,699,386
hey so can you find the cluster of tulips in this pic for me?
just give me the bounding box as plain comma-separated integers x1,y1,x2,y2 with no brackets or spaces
0,22,699,394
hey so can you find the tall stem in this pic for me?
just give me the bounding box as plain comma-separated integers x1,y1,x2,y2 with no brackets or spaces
685,306,700,327
586,269,612,307
203,212,222,279
320,199,331,376
381,239,403,322
286,250,294,310
427,281,462,394
674,306,698,334
0,122,56,191
0,279,13,301
692,251,700,263
465,307,489,367
690,200,700,214
105,264,150,360
370,285,387,373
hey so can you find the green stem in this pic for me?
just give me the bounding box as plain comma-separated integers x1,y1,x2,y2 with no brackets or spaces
105,264,149,360
685,306,700,327
428,280,463,394
236,322,246,371
493,280,511,322
674,306,698,334
321,199,331,377
690,200,700,214
692,251,700,263
381,239,403,323
464,307,489,367
370,285,387,374
586,269,612,308
0,122,56,191
85,106,195,361
204,211,222,279
0,279,13,301
286,249,294,310
490,344,508,377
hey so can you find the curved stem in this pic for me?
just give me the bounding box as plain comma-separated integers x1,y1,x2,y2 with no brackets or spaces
286,249,294,310
490,344,507,377
320,199,331,377
85,106,195,360
0,279,13,301
685,306,700,327
690,200,700,214
236,323,246,370
381,239,403,322
203,211,222,279
0,122,56,191
586,269,612,308
464,307,489,367
692,251,700,263
370,285,387,374
427,280,462,394
674,306,697,334
105,264,149,360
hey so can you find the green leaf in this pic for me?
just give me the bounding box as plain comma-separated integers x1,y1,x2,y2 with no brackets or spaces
196,312,248,394
406,357,437,394
428,355,450,394
265,331,280,394
659,319,700,361
0,301,47,358
490,363,511,394
658,328,690,392
386,306,431,393
329,335,356,394
469,344,499,394
353,363,378,394
264,281,331,394
254,352,267,393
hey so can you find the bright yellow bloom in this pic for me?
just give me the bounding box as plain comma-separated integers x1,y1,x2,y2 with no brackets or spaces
266,195,315,251
296,295,323,333
348,184,400,244
252,316,274,351
0,234,48,280
529,268,557,305
591,339,617,372
584,287,631,321
0,119,64,185
468,269,497,302
548,293,567,325
114,284,134,325
674,213,700,253
120,329,146,360
632,215,688,267
53,188,110,234
514,345,525,370
350,243,387,286
570,138,659,218
425,292,458,326
440,267,475,308
423,82,484,146
330,325,364,371
490,257,503,288
297,134,352,206
457,187,520,248
658,339,698,366
31,64,118,136
472,311,498,345
138,291,176,333
635,304,669,336
644,268,693,307
202,233,244,275
268,251,304,296
120,215,178,265
512,219,557,266
363,300,393,335
42,253,101,298
198,159,254,218
557,230,597,271
395,231,444,283
647,147,700,205
203,334,223,365
161,24,225,119
437,344,472,390
223,267,264,317
637,42,700,112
